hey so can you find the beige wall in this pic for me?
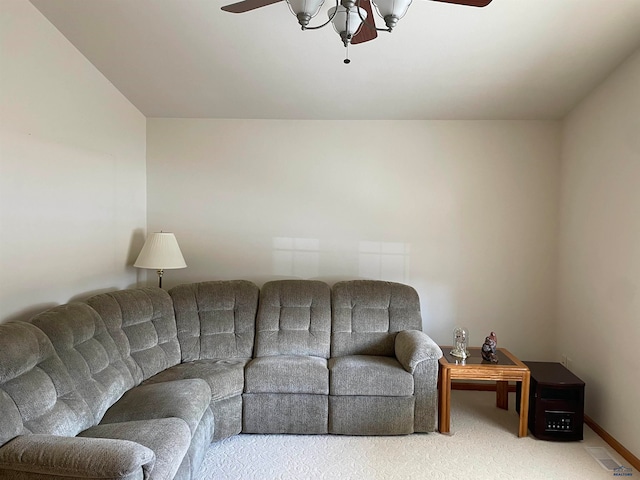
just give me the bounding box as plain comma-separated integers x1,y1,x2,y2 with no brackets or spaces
558,49,640,455
0,0,147,322
147,119,560,359
2,0,637,456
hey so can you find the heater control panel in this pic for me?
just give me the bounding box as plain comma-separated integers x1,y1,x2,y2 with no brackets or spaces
545,411,575,432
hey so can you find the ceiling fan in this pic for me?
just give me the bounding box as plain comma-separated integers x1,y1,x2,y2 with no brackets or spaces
221,0,493,56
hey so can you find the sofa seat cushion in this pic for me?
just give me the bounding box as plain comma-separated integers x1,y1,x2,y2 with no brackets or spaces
245,355,329,394
100,379,211,436
80,418,191,480
142,358,249,402
329,355,414,397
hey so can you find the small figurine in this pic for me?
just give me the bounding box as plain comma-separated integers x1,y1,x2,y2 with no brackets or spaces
481,331,498,363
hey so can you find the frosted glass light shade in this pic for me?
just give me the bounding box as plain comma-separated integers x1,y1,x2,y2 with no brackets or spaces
328,5,366,37
287,0,325,26
134,232,187,270
371,0,411,29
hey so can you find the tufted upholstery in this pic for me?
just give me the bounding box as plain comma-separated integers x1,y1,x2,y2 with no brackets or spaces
0,279,442,478
0,322,93,442
86,288,180,384
331,280,422,357
169,280,259,362
254,280,331,358
29,303,135,423
327,280,435,435
244,280,332,434
162,280,260,442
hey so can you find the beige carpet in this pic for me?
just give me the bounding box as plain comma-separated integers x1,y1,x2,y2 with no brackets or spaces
198,391,634,479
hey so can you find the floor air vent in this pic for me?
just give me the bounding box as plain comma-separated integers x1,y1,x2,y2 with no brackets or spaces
585,447,621,471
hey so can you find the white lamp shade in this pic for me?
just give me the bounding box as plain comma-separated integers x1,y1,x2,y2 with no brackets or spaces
134,232,187,270
328,5,366,36
371,0,412,21
286,0,325,18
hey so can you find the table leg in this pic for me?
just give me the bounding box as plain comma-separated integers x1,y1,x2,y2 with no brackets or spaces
496,381,509,410
518,371,530,437
438,366,451,434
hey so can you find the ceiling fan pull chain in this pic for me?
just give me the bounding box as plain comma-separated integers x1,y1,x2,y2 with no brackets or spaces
344,44,351,64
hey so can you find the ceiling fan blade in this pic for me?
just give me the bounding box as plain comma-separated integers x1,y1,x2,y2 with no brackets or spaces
430,0,492,7
351,0,378,45
221,0,284,13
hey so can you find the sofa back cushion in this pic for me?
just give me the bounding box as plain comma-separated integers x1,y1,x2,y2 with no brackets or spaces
169,280,259,361
0,322,93,445
86,288,180,384
331,280,422,357
29,303,136,423
254,280,331,358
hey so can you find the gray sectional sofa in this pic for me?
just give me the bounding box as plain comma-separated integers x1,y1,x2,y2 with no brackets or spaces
0,279,443,479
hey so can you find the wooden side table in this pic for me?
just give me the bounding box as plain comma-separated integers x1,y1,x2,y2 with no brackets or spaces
438,346,531,437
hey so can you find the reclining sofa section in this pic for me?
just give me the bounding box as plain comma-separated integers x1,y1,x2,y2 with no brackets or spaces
0,279,443,480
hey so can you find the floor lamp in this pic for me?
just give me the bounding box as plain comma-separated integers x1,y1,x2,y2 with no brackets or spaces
134,232,187,288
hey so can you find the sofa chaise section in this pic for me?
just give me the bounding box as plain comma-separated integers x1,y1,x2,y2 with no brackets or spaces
26,293,210,480
0,321,157,479
85,288,214,479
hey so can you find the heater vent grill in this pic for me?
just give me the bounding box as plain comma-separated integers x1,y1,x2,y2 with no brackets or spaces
585,447,621,471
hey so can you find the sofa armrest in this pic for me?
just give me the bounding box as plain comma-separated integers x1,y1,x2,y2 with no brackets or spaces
395,330,442,433
395,330,443,374
0,434,155,480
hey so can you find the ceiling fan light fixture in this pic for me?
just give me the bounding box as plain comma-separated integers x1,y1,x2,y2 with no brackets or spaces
328,5,367,47
286,0,326,27
222,0,495,59
371,0,412,30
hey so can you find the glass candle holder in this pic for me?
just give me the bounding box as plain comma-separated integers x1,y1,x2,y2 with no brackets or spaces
451,327,470,358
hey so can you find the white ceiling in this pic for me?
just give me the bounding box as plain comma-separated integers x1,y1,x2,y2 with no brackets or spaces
29,0,640,120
